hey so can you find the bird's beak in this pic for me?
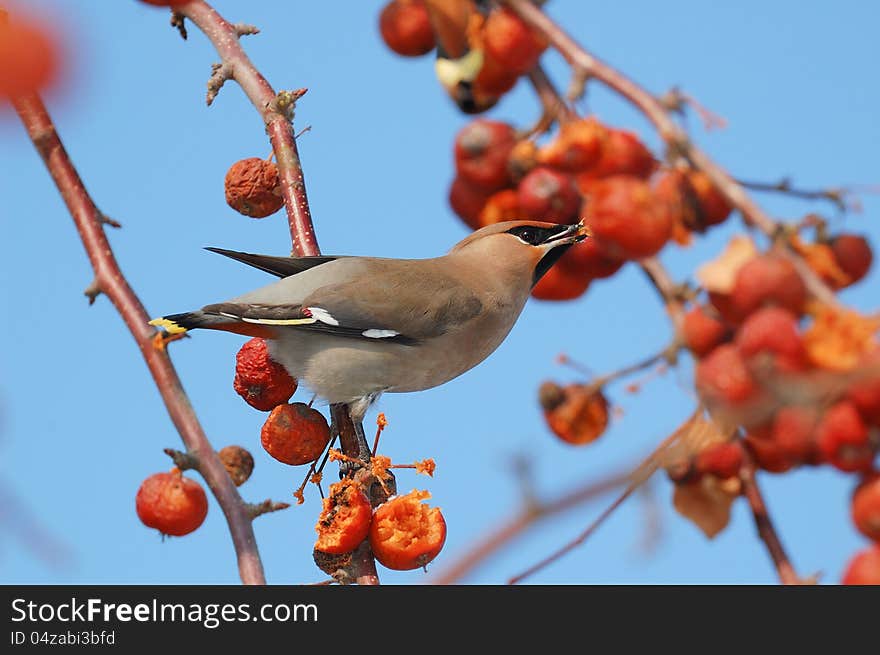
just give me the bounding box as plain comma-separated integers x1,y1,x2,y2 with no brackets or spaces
541,220,589,248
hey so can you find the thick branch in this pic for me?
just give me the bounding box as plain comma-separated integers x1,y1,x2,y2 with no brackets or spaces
501,0,838,306
13,95,265,585
177,1,319,257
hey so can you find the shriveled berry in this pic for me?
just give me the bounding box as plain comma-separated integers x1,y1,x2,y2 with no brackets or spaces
541,384,609,445
261,403,331,466
136,468,208,537
224,158,284,218
314,479,372,554
517,167,581,224
815,401,875,473
217,445,254,487
369,489,447,570
683,305,729,358
841,545,880,584
584,176,673,259
379,0,435,57
233,338,297,411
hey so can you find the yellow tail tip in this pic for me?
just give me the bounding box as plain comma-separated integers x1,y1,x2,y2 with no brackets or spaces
149,317,188,335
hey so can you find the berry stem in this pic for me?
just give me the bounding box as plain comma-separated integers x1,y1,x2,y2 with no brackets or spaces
12,94,267,585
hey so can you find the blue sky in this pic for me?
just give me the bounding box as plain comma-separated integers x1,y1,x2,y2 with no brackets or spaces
1,0,878,585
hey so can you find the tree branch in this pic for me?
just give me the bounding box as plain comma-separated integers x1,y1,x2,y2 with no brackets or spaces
12,95,266,585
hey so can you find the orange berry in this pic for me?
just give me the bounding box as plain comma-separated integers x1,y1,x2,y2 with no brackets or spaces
734,306,807,374
136,469,208,537
841,545,880,584
694,441,745,479
537,118,607,172
584,176,673,259
314,479,373,555
683,305,730,358
852,474,880,543
530,262,591,301
695,344,760,407
848,350,880,426
224,158,284,218
729,254,807,320
517,167,581,224
583,128,656,180
260,403,331,466
654,169,732,232
771,406,821,464
448,175,494,229
830,234,873,288
743,431,796,474
539,382,609,445
369,490,447,570
482,7,547,75
378,0,435,57
561,236,625,280
217,445,254,487
478,189,522,227
472,46,520,96
233,338,297,411
815,401,875,473
0,14,60,98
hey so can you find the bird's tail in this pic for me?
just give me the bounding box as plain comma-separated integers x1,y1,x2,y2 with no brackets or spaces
149,311,278,339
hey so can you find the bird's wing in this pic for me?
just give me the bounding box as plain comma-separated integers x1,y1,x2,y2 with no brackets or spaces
201,262,484,345
205,247,343,278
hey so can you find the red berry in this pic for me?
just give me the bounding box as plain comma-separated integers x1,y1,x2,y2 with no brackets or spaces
734,306,807,373
530,260,591,301
852,474,880,542
729,254,807,320
830,234,873,288
849,351,880,426
583,128,656,180
314,479,373,554
815,401,876,473
0,15,60,98
771,405,821,464
260,403,331,466
224,158,284,218
478,189,522,227
482,7,547,75
369,490,447,570
558,236,625,280
654,170,732,231
683,305,729,358
517,167,581,224
454,119,516,191
448,175,494,229
378,0,435,57
696,344,760,407
472,46,520,97
584,176,673,259
217,445,255,487
136,469,208,537
233,338,297,411
536,118,606,172
841,545,880,584
743,431,796,474
695,441,744,479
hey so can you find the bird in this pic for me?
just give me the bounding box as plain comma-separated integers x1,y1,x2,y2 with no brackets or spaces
150,219,586,454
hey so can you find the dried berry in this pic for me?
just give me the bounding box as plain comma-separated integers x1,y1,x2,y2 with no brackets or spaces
224,158,284,218
233,338,298,411
218,445,255,487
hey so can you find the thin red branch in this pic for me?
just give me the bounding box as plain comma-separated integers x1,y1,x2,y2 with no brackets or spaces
12,95,265,585
738,450,802,585
501,0,838,307
176,1,319,257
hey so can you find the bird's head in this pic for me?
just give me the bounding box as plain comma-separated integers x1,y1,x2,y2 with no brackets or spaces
450,220,589,287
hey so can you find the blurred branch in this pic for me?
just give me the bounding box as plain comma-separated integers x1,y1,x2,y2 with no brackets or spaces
429,468,630,584
736,177,873,214
12,94,266,585
501,0,839,307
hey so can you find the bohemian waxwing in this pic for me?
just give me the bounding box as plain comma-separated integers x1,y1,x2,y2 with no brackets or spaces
151,219,586,443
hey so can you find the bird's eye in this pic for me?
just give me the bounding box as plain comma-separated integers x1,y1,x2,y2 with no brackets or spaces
519,229,535,244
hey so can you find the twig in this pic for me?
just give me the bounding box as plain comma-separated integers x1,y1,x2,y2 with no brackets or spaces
587,342,679,392
12,95,266,585
738,449,802,585
659,86,728,132
500,0,839,307
246,499,291,519
429,469,630,584
736,177,861,213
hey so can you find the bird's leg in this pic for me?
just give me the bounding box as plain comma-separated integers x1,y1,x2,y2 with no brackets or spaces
330,403,371,477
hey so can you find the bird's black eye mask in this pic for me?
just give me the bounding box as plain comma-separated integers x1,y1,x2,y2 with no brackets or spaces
506,224,569,246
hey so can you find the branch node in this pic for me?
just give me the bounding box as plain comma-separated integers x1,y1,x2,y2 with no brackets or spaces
170,11,187,40
269,88,308,121
233,22,260,37
206,62,233,107
566,66,591,102
83,279,103,306
163,447,198,471
247,499,292,520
